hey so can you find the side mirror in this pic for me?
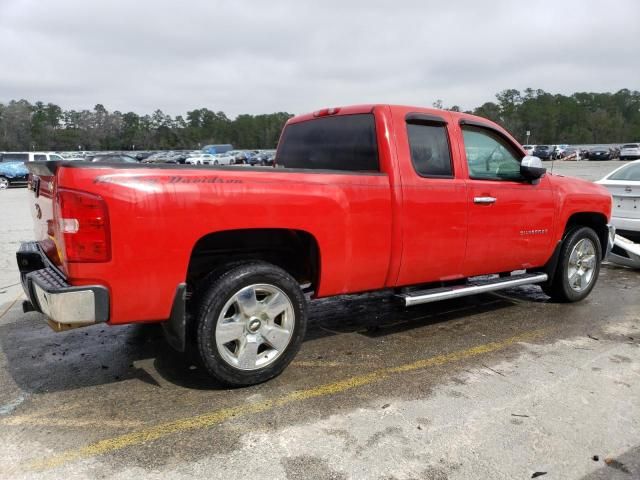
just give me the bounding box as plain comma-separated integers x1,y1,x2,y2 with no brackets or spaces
520,155,546,180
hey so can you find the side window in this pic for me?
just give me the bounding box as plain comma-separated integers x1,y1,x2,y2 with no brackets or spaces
34,154,47,161
407,123,453,177
49,154,64,161
462,126,523,181
277,114,379,172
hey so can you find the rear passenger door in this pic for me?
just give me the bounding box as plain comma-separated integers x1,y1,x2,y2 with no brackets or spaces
395,111,468,286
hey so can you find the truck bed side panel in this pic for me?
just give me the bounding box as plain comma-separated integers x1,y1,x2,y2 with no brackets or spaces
55,166,393,324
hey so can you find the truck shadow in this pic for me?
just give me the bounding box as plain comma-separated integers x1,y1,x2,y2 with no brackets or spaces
0,287,547,394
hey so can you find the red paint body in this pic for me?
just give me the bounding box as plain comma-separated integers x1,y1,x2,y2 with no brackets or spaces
29,105,612,325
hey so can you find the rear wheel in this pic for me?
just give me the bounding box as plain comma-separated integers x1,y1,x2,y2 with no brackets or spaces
543,226,602,302
0,177,8,189
195,262,307,386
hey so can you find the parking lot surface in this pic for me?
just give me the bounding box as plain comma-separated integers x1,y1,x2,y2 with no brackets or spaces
1,161,638,479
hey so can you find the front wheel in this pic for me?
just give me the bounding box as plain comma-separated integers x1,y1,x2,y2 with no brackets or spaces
195,262,308,386
542,226,602,302
0,176,8,190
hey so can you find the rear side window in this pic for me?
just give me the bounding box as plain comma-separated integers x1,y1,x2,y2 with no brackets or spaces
277,114,379,172
609,163,640,181
34,154,47,161
407,123,453,177
2,153,29,162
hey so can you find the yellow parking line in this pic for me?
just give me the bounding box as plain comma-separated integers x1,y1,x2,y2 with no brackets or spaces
28,329,544,471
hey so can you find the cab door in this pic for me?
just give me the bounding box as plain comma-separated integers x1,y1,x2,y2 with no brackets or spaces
457,123,555,276
394,110,468,286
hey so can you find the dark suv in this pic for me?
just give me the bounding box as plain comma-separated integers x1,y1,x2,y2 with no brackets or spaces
532,145,553,161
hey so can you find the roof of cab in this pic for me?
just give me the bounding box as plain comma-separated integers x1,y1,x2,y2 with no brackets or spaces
286,104,522,150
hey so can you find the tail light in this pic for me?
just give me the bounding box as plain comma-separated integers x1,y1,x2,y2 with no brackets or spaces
54,188,111,262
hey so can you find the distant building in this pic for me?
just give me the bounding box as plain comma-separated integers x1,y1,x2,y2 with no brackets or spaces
202,144,233,154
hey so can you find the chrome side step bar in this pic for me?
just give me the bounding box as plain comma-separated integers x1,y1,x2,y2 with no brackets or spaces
396,273,548,307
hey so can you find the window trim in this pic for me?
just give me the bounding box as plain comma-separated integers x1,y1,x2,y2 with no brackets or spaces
406,114,454,179
460,121,526,182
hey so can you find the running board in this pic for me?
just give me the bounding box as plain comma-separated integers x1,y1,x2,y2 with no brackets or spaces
396,273,548,307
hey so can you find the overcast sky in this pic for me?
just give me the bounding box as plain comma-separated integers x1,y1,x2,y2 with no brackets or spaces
1,0,638,117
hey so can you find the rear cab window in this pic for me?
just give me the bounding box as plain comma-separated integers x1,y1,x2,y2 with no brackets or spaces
406,116,453,178
277,114,379,172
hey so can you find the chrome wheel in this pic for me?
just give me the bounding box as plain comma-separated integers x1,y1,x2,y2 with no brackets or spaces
0,177,8,190
567,238,597,292
215,284,295,371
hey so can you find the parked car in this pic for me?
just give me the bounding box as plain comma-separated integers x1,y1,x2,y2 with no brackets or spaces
588,147,613,161
249,151,276,166
532,145,554,160
0,161,29,189
87,154,139,163
143,152,179,164
596,160,640,238
211,153,236,165
19,104,614,386
563,147,581,160
619,143,640,160
0,152,66,162
553,144,569,159
522,145,536,155
185,153,216,165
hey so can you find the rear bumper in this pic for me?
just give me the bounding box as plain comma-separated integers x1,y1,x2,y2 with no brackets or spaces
611,216,640,234
17,242,109,326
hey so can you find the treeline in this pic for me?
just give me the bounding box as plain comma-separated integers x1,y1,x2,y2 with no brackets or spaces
1,88,639,151
0,101,292,151
458,88,640,145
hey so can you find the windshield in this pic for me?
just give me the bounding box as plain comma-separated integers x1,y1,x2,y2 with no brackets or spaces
609,163,640,181
622,144,639,149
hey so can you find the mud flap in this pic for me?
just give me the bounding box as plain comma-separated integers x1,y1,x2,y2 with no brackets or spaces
161,283,187,352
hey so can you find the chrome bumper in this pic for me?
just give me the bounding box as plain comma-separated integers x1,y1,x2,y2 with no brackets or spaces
17,242,109,326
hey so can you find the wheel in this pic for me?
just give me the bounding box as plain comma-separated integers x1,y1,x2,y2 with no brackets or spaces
542,226,602,302
0,177,8,190
195,262,308,386
214,160,219,165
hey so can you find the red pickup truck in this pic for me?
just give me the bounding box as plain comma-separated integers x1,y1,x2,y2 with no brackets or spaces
18,104,614,386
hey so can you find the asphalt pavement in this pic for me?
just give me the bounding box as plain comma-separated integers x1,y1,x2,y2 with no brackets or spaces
0,160,638,479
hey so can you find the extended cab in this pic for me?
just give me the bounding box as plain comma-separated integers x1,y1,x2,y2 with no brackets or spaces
18,105,614,385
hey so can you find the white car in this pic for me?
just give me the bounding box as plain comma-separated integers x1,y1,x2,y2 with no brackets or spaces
212,153,236,165
523,145,536,155
185,153,215,165
619,143,640,161
596,159,640,235
0,152,66,162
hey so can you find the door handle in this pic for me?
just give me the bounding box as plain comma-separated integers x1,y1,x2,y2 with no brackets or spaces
474,196,496,205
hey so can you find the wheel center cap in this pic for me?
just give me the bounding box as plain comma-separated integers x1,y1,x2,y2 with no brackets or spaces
247,318,262,333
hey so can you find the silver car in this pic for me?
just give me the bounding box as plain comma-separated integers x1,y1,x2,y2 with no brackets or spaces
619,143,640,161
596,160,640,236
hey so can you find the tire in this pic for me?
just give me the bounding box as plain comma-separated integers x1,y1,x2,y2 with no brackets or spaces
214,160,219,165
195,262,307,386
0,177,8,190
542,226,602,302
